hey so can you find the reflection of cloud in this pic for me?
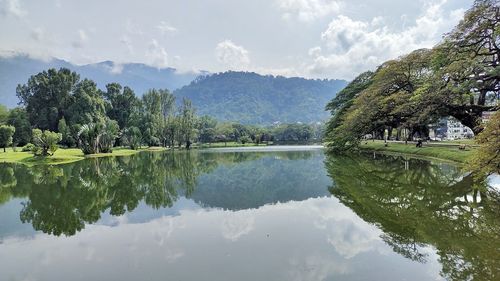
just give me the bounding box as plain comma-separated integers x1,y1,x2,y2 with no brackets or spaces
151,217,174,246
287,254,349,281
327,222,380,259
164,248,184,263
221,212,255,241
306,197,385,259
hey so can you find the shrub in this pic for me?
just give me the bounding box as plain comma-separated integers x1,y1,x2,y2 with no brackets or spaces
32,129,62,156
22,143,35,152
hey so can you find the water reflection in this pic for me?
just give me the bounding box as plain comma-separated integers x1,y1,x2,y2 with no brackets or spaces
325,153,500,281
0,149,330,237
0,149,499,281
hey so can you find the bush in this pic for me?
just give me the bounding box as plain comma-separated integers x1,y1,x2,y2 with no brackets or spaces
22,143,35,152
122,127,142,150
239,135,251,144
32,129,62,156
77,119,119,154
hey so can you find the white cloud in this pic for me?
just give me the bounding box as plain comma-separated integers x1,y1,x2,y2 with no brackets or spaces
146,39,169,68
120,35,134,54
156,21,178,35
0,0,26,18
306,0,465,79
72,29,88,49
30,27,45,41
215,40,250,70
277,0,341,22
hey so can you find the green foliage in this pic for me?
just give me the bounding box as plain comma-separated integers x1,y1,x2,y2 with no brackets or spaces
77,118,119,154
66,79,107,126
16,68,80,131
22,143,35,152
122,126,142,150
273,123,313,142
0,125,15,152
239,135,251,144
197,115,218,143
325,1,499,153
31,129,62,156
7,107,31,146
174,71,347,124
58,118,75,147
0,104,8,124
103,83,139,129
467,111,500,178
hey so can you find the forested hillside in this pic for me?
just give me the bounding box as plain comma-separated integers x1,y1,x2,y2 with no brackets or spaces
174,71,347,124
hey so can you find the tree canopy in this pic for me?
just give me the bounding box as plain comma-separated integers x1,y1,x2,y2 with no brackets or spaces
325,0,499,153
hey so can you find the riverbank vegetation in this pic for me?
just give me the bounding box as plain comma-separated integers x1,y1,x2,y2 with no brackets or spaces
1,69,325,164
325,0,499,176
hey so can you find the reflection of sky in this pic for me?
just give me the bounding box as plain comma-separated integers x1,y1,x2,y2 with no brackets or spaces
488,174,500,191
0,197,444,281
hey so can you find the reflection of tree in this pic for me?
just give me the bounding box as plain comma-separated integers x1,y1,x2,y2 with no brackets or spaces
1,149,323,237
325,154,500,281
0,166,17,204
6,151,210,236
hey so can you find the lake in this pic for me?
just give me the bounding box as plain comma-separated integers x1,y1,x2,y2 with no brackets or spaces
0,147,498,281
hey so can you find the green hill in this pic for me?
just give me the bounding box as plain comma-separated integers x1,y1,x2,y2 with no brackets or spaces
174,71,347,124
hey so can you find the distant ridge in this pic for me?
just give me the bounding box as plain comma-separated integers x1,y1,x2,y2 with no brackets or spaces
174,71,348,124
0,55,201,108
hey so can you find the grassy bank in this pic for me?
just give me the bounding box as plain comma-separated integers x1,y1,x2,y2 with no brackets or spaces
359,141,475,163
0,147,167,166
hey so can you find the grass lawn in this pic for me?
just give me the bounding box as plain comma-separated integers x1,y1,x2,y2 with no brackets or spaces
0,146,167,166
194,142,270,148
359,141,475,163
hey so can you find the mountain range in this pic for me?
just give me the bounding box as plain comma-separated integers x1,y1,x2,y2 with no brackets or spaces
0,55,200,108
0,56,347,124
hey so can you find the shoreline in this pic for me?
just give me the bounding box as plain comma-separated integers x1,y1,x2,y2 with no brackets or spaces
1,141,475,166
358,141,474,164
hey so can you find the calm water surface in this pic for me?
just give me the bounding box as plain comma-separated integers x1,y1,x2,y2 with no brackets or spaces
0,147,499,281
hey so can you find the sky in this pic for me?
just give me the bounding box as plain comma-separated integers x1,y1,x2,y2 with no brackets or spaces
0,0,473,80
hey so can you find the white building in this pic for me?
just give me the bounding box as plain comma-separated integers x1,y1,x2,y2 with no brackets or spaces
446,118,474,140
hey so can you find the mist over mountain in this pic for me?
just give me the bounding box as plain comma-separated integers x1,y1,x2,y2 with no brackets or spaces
0,55,200,108
174,71,347,124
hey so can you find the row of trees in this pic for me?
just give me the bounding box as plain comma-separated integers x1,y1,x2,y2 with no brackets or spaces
324,0,499,176
0,71,325,154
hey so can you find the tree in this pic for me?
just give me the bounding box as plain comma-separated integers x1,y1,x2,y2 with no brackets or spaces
140,89,162,146
66,79,107,126
31,129,62,156
158,89,176,147
0,104,8,124
103,83,139,129
425,0,499,134
7,108,31,146
16,68,79,131
467,111,500,179
179,98,196,149
58,118,75,147
0,125,15,152
99,119,119,153
122,126,142,150
197,115,218,144
77,118,119,154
